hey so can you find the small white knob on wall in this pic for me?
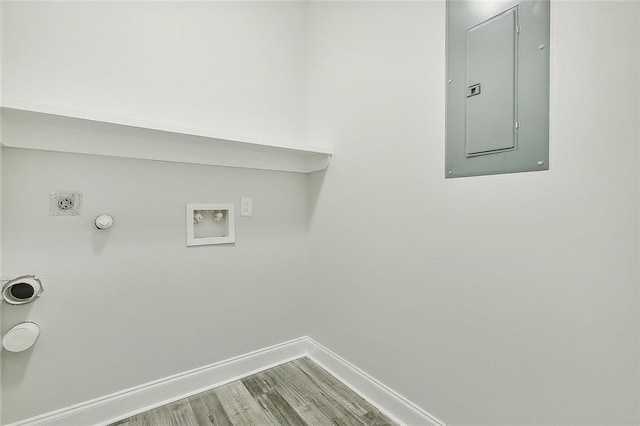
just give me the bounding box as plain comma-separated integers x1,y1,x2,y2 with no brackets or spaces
95,214,114,230
3,322,40,352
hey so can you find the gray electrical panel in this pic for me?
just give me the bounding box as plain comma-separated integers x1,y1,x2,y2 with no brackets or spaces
446,0,550,178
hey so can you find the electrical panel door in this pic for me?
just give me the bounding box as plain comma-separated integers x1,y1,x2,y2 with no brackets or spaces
445,0,550,178
466,7,518,156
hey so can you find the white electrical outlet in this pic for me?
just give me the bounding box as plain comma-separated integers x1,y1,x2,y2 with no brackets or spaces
241,197,253,216
50,191,82,216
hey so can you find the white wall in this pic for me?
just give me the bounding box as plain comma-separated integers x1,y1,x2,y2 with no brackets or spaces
0,143,3,426
2,1,639,425
1,0,4,422
306,1,640,425
1,1,308,148
0,1,311,422
1,147,311,423
0,144,3,426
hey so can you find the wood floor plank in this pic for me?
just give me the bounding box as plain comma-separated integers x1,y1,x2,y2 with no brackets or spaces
293,358,370,416
272,363,366,426
167,399,199,426
241,374,275,398
254,389,308,426
128,404,173,426
112,413,151,426
255,369,335,426
188,390,234,426
281,363,364,426
360,410,395,426
213,381,275,426
293,358,396,425
109,358,398,426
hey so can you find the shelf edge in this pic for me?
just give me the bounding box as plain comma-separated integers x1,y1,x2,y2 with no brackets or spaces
0,102,332,174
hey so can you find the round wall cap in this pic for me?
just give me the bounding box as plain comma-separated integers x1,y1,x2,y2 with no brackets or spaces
95,214,114,230
2,322,40,352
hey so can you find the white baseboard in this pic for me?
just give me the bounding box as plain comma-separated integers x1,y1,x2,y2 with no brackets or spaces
7,336,445,426
7,337,309,426
305,338,445,426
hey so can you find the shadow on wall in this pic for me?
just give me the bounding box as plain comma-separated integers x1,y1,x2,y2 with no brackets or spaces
92,226,112,254
307,169,327,229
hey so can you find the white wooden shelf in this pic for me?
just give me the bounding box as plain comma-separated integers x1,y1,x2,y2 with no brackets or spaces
0,101,332,173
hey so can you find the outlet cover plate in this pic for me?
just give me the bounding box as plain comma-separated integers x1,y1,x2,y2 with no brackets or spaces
241,197,253,217
50,191,82,216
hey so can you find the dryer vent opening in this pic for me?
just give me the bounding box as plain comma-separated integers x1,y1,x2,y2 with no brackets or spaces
2,276,43,305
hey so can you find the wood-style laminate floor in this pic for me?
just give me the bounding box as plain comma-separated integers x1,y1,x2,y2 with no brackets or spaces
110,357,397,426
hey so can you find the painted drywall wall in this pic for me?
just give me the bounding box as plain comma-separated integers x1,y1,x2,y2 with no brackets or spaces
1,1,308,149
306,1,639,424
2,0,639,424
1,147,311,423
1,2,310,420
0,143,3,426
0,2,4,423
